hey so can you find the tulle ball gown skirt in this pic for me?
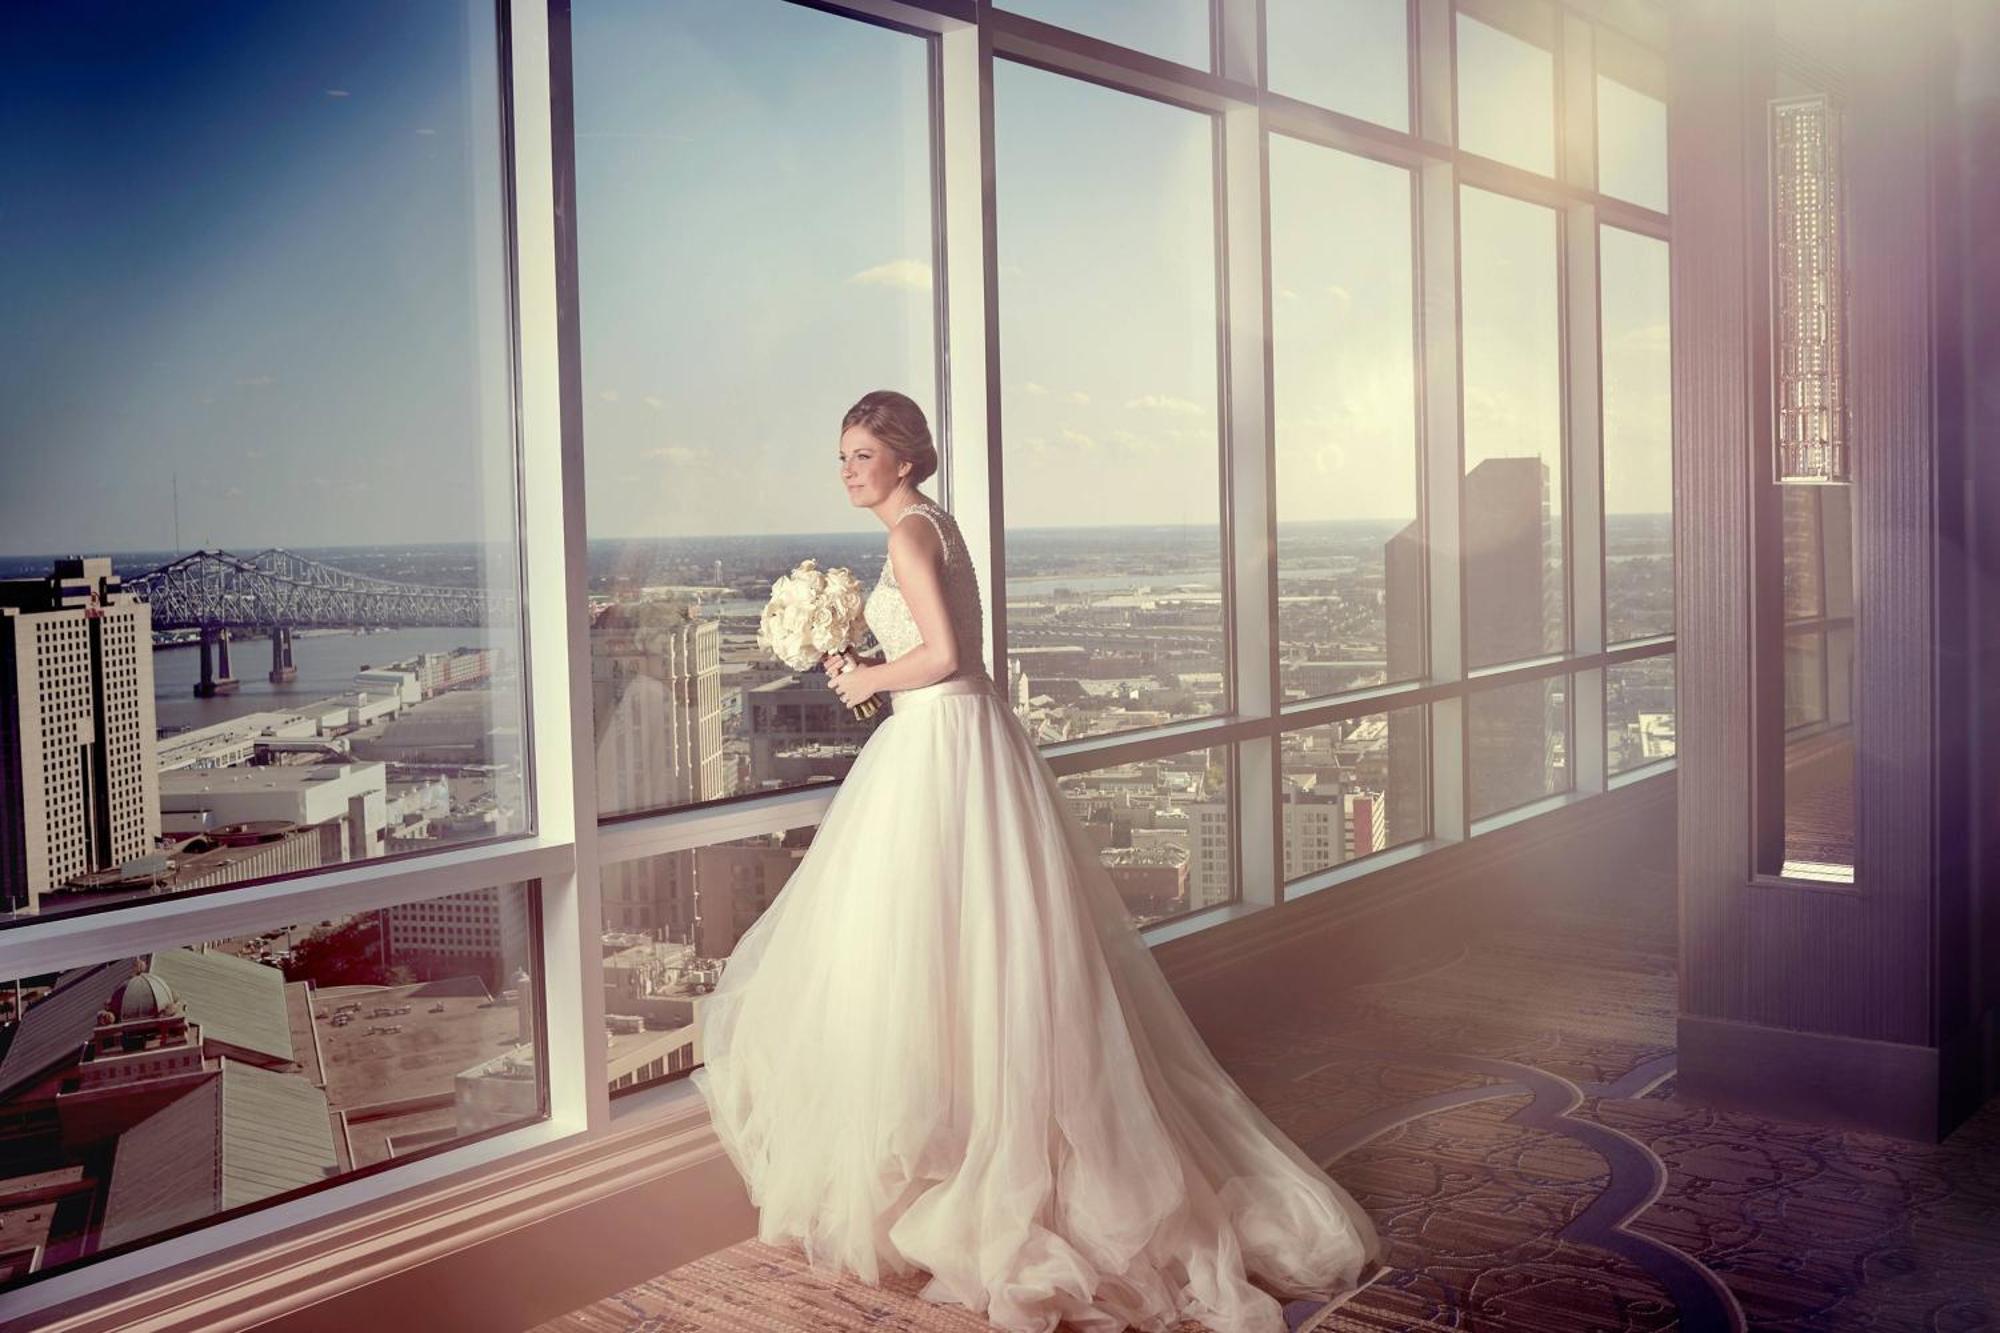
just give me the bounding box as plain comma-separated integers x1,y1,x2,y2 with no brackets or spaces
689,671,1380,1333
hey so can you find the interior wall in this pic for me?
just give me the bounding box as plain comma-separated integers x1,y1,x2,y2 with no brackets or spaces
1670,0,1966,1139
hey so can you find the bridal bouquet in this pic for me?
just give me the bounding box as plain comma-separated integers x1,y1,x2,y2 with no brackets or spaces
757,558,881,720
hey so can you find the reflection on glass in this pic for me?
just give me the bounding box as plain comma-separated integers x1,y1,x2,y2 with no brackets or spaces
1270,137,1420,702
602,828,815,1096
1784,629,1827,730
1265,0,1410,129
1781,486,1823,620
1776,484,1853,877
1597,74,1668,211
573,0,933,815
1459,187,1565,668
1607,654,1675,773
1469,675,1569,819
1056,744,1232,927
1455,9,1556,175
999,0,1211,70
0,883,542,1291
1281,707,1426,878
1601,226,1674,642
997,63,1225,742
0,1,527,928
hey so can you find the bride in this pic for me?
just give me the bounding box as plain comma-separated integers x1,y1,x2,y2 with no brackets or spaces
689,390,1381,1332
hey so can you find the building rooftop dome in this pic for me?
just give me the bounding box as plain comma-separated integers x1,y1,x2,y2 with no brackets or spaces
109,971,179,1022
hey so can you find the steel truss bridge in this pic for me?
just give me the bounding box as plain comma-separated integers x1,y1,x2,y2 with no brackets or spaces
130,549,501,631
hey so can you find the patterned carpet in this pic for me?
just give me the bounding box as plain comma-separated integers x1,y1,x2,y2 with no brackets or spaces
534,862,2000,1333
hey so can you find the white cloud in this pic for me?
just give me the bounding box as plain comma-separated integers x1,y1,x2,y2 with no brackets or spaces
599,389,620,403
237,375,276,388
1058,427,1098,450
646,445,704,465
325,89,350,99
1326,284,1352,306
1022,381,1049,397
642,395,666,411
1279,287,1301,303
1066,390,1090,405
848,259,933,292
415,127,436,136
1125,394,1204,417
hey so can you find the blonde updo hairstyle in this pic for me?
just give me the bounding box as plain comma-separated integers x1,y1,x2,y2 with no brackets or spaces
841,390,937,488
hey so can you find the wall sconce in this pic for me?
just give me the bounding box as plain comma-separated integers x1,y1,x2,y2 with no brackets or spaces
1770,93,1850,485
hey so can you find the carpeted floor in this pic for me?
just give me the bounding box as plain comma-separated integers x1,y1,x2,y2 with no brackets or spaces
533,861,2000,1333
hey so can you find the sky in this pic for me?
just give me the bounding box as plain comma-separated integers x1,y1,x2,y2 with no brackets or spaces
1,0,1670,557
0,0,514,558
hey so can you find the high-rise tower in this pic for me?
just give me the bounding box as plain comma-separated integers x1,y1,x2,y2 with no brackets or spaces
0,558,161,916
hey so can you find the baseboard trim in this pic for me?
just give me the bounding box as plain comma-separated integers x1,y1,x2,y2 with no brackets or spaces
1677,1012,1943,1141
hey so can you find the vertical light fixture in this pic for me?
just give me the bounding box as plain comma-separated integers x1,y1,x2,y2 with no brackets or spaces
1770,93,1850,484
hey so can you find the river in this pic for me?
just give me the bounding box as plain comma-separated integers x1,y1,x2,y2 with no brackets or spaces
151,628,500,734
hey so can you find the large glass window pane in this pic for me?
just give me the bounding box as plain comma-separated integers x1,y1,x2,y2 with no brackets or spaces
0,1,526,928
1469,675,1569,819
1601,226,1674,643
996,64,1224,742
1270,137,1421,702
1455,6,1557,176
0,882,543,1292
1607,653,1675,774
1280,707,1427,879
1058,744,1234,928
1595,35,1668,211
572,1,934,816
1266,0,1410,130
601,828,816,1098
999,0,1211,70
1459,187,1565,668
1777,485,1855,880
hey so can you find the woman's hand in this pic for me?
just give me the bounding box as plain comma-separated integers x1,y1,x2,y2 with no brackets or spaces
828,657,876,708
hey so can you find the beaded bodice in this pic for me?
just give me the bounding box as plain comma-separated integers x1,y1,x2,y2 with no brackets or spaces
863,499,987,680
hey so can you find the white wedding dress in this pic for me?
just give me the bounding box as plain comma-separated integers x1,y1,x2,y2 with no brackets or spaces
690,498,1380,1333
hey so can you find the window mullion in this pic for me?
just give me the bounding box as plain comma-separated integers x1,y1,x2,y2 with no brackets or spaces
516,0,608,1134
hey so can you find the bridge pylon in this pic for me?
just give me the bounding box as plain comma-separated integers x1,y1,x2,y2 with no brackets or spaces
269,626,297,684
195,627,239,698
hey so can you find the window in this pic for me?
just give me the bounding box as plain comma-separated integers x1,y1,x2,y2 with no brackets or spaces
0,882,542,1286
1600,226,1674,643
572,0,935,818
998,0,1212,70
1455,3,1557,176
1469,675,1570,819
1595,34,1669,211
1281,707,1428,878
1608,654,1675,773
1270,136,1421,701
0,0,525,928
1459,186,1565,668
601,829,816,1098
996,62,1225,742
1266,0,1411,130
1057,744,1235,928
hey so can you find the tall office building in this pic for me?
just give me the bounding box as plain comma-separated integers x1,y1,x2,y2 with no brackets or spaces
0,559,161,916
590,600,724,812
591,602,724,937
